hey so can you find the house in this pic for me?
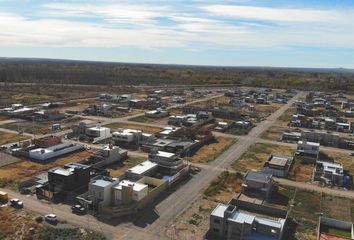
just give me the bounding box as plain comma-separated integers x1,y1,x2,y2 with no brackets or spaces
282,131,301,142
314,161,346,186
83,104,112,116
85,124,112,143
112,128,154,147
36,163,91,201
78,174,168,216
145,108,169,118
235,121,252,129
125,160,158,180
86,175,119,207
262,155,294,178
242,171,274,199
149,150,184,175
29,143,85,162
295,141,320,163
78,145,128,169
168,115,186,126
209,194,288,240
317,217,354,240
214,122,230,132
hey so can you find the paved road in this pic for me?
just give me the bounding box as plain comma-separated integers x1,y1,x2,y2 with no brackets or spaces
138,92,303,237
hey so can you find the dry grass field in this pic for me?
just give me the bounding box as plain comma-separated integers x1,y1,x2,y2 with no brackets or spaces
0,150,92,184
185,137,236,164
0,207,40,240
232,143,295,173
0,131,27,145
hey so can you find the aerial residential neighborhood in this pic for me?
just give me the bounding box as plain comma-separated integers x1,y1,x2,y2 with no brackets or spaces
0,0,354,240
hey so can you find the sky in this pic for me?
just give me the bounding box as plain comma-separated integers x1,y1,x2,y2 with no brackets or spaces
0,0,354,68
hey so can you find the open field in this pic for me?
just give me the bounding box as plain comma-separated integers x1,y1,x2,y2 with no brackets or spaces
0,206,40,240
104,122,162,134
128,115,153,123
0,115,10,121
254,103,283,119
0,121,63,135
260,107,295,140
203,171,243,202
0,150,92,187
164,195,217,240
278,107,296,123
106,156,146,177
185,137,236,164
225,127,252,136
260,125,285,141
0,130,29,145
232,143,296,173
0,93,55,105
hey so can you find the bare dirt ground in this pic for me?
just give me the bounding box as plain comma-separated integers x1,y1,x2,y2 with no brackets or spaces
185,137,236,164
0,131,23,145
289,160,314,182
0,206,40,240
164,195,217,240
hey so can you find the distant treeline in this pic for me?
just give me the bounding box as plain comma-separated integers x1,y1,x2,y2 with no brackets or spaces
0,59,353,92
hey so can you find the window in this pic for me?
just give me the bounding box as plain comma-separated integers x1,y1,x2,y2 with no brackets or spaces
213,228,219,233
214,219,221,224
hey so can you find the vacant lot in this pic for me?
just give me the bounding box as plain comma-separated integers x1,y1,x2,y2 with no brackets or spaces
1,121,52,135
128,115,153,123
0,150,92,187
288,159,314,182
0,131,28,145
278,107,295,124
289,188,354,240
0,93,55,105
106,156,146,177
185,137,236,164
204,171,244,203
255,103,283,118
0,207,40,240
232,143,295,173
104,122,162,134
260,125,285,141
164,195,217,240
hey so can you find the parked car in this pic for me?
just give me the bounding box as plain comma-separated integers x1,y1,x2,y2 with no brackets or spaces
71,205,86,215
44,214,58,224
10,198,23,208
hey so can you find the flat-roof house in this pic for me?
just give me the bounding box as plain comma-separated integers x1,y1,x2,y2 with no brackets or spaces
262,155,294,178
242,171,274,199
295,140,320,163
210,198,288,240
85,124,112,144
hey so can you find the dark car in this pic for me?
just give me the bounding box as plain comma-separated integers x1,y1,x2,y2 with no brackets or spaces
71,205,86,215
10,198,23,208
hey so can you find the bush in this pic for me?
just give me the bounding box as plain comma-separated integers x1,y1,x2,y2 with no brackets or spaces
35,216,43,223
